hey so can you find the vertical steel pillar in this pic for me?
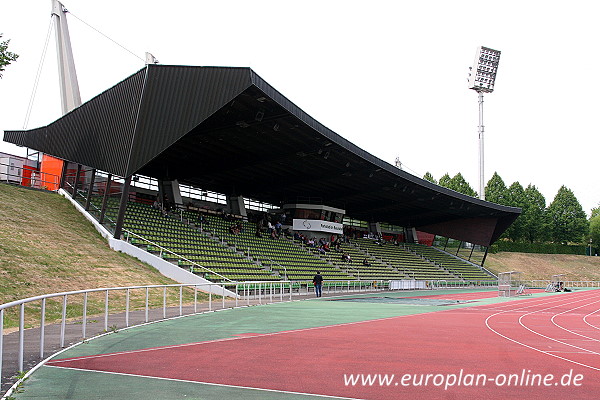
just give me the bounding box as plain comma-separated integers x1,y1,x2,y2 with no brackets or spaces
99,174,112,224
481,246,489,267
113,176,131,239
72,164,81,197
84,169,96,211
59,160,69,190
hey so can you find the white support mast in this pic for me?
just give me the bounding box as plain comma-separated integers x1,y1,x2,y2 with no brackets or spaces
467,46,501,201
51,0,81,114
478,92,484,201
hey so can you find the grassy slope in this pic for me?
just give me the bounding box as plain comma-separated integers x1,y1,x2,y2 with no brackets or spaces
0,183,177,305
486,252,600,281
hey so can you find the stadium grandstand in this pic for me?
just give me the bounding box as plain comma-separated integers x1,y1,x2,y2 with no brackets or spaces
3,64,520,286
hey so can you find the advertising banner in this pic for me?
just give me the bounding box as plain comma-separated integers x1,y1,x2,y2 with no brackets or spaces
292,219,343,234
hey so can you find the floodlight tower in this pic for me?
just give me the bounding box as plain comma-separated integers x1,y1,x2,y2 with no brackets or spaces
468,46,501,200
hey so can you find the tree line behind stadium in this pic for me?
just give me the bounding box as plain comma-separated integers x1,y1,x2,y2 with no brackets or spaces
423,171,598,254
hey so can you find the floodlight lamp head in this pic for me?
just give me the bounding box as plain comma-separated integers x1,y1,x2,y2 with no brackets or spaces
467,46,501,93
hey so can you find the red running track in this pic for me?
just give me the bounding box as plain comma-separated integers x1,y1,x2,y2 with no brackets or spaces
47,290,600,399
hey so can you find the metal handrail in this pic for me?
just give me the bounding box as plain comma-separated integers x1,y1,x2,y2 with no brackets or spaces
345,267,360,281
0,280,292,392
122,229,232,282
248,251,288,280
0,161,60,190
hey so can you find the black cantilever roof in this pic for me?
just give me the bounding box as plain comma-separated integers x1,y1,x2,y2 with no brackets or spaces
4,64,520,246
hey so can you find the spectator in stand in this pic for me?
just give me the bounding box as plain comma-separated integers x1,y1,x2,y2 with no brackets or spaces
362,258,371,267
197,213,209,225
275,221,282,236
163,195,172,212
256,218,264,237
334,242,341,252
153,197,168,217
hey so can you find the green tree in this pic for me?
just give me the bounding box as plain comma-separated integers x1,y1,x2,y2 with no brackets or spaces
504,182,526,241
0,34,19,78
449,173,478,197
590,215,600,255
547,186,588,244
423,172,437,184
591,204,600,219
438,173,452,188
523,184,548,243
485,172,508,205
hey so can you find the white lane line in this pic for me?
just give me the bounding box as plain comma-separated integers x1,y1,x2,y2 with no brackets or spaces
485,291,600,372
46,365,363,399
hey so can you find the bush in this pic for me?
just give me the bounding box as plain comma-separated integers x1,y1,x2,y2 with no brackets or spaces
489,241,587,255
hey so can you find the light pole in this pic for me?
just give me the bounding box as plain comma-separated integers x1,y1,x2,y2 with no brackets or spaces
468,46,501,200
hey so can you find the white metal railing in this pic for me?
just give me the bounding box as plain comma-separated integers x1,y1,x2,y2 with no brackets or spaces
0,281,292,391
525,280,600,289
0,279,395,393
432,280,499,289
289,279,389,296
432,280,600,290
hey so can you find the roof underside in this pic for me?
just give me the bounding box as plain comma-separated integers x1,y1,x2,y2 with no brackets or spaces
4,65,520,246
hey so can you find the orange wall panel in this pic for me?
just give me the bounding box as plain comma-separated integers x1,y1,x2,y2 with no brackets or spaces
40,155,64,190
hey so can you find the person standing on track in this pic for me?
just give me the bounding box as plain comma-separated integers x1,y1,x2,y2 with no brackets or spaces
313,271,323,297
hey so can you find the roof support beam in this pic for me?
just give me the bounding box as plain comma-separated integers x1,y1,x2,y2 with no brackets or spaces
98,174,112,225
84,169,96,211
114,176,131,240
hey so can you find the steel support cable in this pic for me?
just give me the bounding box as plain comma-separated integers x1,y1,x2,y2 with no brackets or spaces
67,9,145,63
23,17,53,129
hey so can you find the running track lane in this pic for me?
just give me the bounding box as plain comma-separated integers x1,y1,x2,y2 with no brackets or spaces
47,290,600,400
